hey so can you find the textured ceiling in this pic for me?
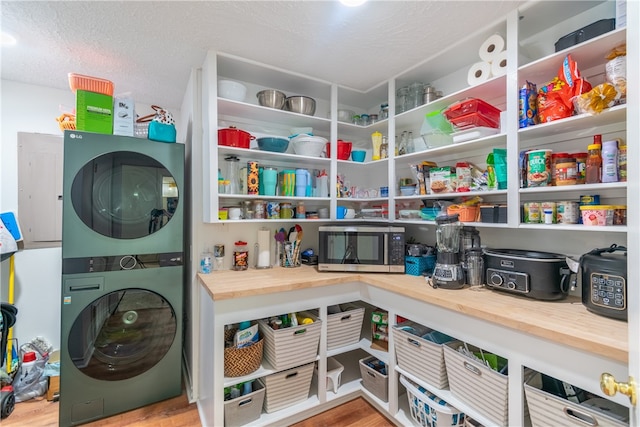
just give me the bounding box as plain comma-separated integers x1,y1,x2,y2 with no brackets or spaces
1,1,524,110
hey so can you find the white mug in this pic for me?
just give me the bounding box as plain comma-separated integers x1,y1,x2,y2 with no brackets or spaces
345,208,356,219
228,207,242,220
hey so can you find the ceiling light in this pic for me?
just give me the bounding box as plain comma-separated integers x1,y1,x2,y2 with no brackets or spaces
1,31,17,46
339,0,367,7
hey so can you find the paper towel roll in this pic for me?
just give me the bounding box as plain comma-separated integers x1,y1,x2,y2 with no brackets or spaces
479,34,505,62
491,50,509,77
256,228,271,268
467,61,492,86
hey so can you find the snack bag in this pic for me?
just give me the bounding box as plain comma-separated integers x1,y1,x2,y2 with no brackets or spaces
574,82,620,115
605,44,626,101
537,55,591,123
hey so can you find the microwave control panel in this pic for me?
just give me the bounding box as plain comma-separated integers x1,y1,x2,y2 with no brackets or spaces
389,232,405,265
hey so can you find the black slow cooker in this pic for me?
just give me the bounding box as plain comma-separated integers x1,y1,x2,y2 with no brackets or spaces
484,248,571,300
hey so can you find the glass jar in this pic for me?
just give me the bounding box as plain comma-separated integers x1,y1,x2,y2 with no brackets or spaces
361,114,370,126
396,87,409,114
253,200,266,219
379,103,389,119
242,200,254,219
555,157,577,186
232,241,249,270
408,82,424,109
570,152,588,184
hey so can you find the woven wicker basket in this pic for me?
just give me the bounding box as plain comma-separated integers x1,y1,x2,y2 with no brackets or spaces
224,328,264,377
56,113,76,131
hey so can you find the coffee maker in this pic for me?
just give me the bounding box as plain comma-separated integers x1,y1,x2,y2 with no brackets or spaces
432,214,465,289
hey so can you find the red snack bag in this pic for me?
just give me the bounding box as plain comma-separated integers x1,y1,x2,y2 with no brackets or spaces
537,55,591,123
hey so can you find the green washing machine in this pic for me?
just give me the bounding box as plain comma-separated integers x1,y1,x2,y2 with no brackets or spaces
60,131,185,426
59,267,183,426
61,131,184,260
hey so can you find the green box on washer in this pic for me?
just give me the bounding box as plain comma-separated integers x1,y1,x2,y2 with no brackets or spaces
76,90,113,134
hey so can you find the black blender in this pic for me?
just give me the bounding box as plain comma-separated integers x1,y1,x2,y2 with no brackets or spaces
431,214,465,289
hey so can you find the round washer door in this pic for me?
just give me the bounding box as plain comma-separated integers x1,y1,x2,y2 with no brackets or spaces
70,151,179,240
67,289,177,381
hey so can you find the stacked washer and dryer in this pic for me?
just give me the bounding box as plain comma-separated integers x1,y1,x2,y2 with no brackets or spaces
59,131,185,426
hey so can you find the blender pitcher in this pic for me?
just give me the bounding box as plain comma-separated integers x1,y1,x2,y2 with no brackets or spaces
432,214,465,289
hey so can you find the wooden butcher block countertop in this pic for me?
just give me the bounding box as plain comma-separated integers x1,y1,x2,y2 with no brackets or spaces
198,266,628,363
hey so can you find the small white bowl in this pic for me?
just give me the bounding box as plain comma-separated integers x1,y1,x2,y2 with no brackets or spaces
218,79,247,101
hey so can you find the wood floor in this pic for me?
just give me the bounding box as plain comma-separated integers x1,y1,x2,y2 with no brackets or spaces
4,393,394,426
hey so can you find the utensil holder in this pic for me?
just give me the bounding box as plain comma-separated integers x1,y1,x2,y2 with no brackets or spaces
279,241,301,268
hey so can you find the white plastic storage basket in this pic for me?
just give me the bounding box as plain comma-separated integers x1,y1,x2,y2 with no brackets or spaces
258,362,315,414
224,381,265,426
258,312,321,371
524,372,628,427
326,304,365,351
359,356,389,402
443,341,508,426
401,375,466,427
393,321,449,389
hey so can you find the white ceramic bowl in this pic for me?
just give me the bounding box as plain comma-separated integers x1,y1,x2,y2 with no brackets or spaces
218,79,247,101
290,135,328,157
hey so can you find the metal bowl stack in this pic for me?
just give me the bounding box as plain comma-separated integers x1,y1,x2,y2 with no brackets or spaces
284,96,316,116
257,89,286,109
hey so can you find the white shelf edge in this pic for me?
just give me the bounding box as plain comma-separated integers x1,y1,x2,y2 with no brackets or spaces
518,224,627,233
519,181,627,194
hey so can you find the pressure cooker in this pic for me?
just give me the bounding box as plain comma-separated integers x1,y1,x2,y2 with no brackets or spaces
484,248,571,300
579,244,627,321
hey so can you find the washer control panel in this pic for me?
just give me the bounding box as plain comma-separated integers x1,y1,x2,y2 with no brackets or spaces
486,268,529,294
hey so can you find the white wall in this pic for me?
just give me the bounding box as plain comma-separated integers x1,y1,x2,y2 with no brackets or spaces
0,80,172,350
1,81,75,350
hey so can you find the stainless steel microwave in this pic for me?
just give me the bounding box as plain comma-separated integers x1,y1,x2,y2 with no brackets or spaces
318,225,405,273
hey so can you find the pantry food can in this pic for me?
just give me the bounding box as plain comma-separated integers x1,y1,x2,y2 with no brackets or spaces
526,149,552,187
557,201,579,224
523,202,541,223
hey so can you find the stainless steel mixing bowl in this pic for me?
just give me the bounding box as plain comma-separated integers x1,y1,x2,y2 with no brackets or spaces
256,89,286,109
284,96,316,116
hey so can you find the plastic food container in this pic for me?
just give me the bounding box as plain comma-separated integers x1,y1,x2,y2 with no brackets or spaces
580,205,615,226
68,73,114,96
443,98,501,130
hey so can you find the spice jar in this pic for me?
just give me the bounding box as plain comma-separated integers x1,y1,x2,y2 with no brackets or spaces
555,157,577,186
232,241,249,271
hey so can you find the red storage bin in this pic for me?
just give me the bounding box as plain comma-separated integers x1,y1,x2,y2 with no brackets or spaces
443,98,501,130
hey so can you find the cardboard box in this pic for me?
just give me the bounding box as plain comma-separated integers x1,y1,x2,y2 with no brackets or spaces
370,309,388,352
76,90,113,134
113,96,134,136
46,375,60,401
429,167,455,194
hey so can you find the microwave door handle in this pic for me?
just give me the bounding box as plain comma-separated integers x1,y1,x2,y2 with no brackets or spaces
384,233,389,263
